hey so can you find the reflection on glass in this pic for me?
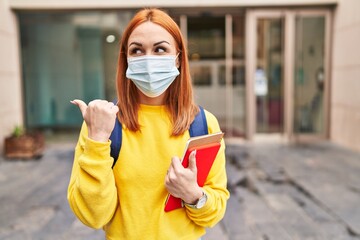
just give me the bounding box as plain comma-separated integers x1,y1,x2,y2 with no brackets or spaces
256,18,284,133
218,65,245,86
233,16,245,59
188,16,225,60
231,15,246,137
294,16,325,134
187,15,227,131
191,66,211,86
187,14,246,137
19,11,132,129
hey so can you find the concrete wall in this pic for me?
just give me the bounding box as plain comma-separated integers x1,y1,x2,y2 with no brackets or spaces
8,0,338,10
0,0,23,154
331,0,360,151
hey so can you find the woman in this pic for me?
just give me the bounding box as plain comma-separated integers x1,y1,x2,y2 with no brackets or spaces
68,8,229,240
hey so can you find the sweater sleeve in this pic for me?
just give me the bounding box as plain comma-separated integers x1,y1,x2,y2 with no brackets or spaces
67,122,118,229
185,110,230,227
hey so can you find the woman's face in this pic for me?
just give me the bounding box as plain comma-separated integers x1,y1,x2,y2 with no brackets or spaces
127,21,178,59
126,21,180,105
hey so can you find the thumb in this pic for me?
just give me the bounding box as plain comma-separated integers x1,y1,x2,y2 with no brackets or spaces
70,99,88,118
188,150,197,172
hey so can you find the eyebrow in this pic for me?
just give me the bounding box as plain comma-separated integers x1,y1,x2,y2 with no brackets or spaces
128,41,142,47
154,41,170,46
128,40,171,47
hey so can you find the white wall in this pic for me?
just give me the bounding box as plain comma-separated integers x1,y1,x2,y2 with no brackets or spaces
0,0,23,155
331,0,360,151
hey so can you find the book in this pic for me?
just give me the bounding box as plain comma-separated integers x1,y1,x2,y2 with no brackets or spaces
164,132,224,212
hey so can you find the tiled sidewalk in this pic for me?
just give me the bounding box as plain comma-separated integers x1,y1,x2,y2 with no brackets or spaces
221,141,360,240
1,140,360,239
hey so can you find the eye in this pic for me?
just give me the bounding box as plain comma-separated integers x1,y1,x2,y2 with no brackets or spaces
155,47,166,54
129,48,143,55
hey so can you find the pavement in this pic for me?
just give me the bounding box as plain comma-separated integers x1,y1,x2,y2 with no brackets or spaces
1,135,360,240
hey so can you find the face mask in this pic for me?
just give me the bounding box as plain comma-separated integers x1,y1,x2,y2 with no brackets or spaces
126,55,180,98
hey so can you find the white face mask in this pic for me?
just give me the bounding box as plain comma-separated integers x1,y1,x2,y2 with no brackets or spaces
126,55,180,98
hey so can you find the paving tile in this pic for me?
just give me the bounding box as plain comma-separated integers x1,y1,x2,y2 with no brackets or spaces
236,187,293,240
264,194,325,239
205,223,228,240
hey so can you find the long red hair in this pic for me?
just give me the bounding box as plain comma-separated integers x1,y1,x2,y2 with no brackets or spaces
116,8,199,136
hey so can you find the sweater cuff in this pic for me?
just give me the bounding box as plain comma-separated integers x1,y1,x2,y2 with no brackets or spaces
77,137,114,175
83,136,111,159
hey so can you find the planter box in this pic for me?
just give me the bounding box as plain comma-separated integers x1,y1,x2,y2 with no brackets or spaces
4,133,45,159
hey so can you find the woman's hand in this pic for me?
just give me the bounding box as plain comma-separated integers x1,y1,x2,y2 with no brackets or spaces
165,151,203,204
71,99,119,142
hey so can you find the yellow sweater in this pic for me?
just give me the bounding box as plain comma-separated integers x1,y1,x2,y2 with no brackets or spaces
67,105,229,240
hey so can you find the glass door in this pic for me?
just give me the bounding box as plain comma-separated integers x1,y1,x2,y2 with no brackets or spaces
255,18,284,134
293,13,329,138
179,10,246,138
246,9,331,140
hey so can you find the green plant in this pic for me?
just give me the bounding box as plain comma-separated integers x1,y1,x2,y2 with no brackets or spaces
12,125,25,137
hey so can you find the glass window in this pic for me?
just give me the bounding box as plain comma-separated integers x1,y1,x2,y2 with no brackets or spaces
233,16,245,59
190,65,212,86
294,16,325,134
256,18,284,133
187,16,225,60
186,12,246,138
187,16,225,87
218,65,245,86
19,11,133,129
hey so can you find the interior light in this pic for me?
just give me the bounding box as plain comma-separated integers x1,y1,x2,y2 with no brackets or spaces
106,34,116,43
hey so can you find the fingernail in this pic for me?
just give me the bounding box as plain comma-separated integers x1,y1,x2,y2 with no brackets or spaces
192,150,197,157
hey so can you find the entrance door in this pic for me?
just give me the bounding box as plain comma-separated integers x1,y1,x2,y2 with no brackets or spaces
293,12,331,141
246,9,331,141
255,18,284,134
179,10,246,138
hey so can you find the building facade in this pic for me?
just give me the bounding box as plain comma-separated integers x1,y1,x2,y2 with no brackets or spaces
1,0,360,152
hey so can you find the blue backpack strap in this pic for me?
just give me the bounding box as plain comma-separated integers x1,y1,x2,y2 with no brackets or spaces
110,99,122,168
110,117,122,168
189,106,208,137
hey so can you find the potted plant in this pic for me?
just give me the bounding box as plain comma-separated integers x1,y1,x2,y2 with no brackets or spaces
4,125,45,159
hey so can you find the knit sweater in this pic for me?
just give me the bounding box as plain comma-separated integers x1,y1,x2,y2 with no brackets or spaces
67,104,229,240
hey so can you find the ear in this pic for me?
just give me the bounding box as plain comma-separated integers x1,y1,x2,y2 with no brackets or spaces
176,54,181,68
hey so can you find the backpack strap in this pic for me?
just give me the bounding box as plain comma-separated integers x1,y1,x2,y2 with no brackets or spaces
109,117,122,168
110,105,208,168
189,106,208,137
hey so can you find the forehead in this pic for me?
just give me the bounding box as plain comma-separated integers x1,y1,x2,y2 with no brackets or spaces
128,21,176,46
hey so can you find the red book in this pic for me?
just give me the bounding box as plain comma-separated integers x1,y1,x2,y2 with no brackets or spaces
164,132,224,212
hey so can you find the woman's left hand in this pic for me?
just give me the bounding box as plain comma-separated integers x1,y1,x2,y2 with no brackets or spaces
165,151,203,204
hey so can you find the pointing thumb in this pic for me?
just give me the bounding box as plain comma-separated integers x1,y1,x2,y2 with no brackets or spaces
188,150,197,172
70,99,88,118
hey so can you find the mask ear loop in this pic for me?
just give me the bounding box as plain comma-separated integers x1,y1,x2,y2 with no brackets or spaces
175,52,181,68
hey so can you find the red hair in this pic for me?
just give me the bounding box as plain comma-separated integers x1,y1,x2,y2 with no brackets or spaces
116,8,199,136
